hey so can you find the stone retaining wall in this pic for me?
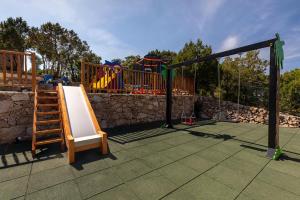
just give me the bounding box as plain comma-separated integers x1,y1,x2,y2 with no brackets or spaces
0,91,194,144
0,91,34,144
1,90,298,144
88,93,194,128
199,96,300,128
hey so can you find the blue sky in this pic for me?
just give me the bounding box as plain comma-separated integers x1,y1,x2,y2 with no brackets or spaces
0,0,299,71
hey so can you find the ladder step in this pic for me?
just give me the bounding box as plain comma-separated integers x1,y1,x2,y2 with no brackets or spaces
36,128,62,135
35,138,63,146
38,96,58,100
37,111,60,116
37,90,56,93
36,119,61,125
38,104,58,107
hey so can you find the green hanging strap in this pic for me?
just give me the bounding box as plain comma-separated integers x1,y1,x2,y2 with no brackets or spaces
272,147,283,160
274,33,285,69
161,64,176,80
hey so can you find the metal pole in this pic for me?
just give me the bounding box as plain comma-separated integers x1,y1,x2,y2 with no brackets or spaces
165,67,173,128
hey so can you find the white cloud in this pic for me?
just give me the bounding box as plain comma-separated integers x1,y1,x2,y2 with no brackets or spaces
86,28,137,60
0,0,146,60
219,35,239,51
197,0,226,29
286,53,300,60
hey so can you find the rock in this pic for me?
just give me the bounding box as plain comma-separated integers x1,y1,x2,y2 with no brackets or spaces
0,100,13,113
11,93,29,101
0,126,26,144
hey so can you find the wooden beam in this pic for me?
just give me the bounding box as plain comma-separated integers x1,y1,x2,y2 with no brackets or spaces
81,60,85,85
165,68,173,128
10,54,13,86
268,44,280,151
169,38,277,69
31,53,36,92
2,53,6,84
17,54,21,83
57,83,74,163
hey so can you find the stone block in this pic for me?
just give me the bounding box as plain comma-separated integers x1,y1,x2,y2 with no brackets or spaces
0,100,13,113
11,93,29,101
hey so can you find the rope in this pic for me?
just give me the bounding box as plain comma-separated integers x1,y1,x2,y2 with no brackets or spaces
181,66,186,121
190,66,197,119
237,53,242,118
217,58,221,121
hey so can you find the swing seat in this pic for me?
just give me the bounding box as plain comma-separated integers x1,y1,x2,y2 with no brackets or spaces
182,117,196,125
182,112,197,125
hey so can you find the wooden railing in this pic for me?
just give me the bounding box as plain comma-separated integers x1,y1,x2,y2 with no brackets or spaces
0,50,36,91
81,61,194,95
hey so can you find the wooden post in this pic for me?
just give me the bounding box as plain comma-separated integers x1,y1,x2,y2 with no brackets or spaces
31,53,36,92
165,67,173,128
25,55,28,84
2,53,6,84
81,60,85,86
17,54,21,83
10,54,13,86
154,73,157,95
267,43,280,157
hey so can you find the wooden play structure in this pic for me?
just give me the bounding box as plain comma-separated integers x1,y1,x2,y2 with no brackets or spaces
32,86,64,156
0,50,37,91
32,83,108,163
81,57,195,95
58,83,108,163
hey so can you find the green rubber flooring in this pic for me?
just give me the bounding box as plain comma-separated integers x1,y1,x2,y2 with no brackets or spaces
1,122,300,200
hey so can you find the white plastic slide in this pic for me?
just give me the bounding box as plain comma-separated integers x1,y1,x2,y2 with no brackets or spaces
62,86,101,147
58,84,108,163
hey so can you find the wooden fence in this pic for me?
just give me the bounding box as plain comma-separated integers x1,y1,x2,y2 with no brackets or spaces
0,50,36,91
81,61,194,95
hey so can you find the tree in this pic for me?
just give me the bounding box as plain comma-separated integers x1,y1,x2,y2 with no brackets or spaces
147,49,177,65
280,69,300,115
176,39,218,96
220,50,269,107
121,55,141,69
28,22,101,80
0,17,30,51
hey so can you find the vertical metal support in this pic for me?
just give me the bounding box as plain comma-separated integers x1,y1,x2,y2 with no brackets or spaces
267,43,280,157
166,67,173,128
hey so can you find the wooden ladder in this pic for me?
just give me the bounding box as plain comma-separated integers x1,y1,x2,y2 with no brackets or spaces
32,86,64,156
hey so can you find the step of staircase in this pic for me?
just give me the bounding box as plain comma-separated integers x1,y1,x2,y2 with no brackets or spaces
32,87,64,156
37,89,56,93
36,119,61,125
37,103,59,108
35,128,62,135
37,96,58,100
36,111,60,116
36,138,63,146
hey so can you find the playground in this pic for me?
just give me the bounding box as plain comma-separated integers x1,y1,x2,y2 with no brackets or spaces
1,122,300,199
1,32,300,200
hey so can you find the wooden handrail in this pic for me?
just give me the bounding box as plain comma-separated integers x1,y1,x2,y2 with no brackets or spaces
0,49,33,56
0,50,36,91
31,85,38,155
